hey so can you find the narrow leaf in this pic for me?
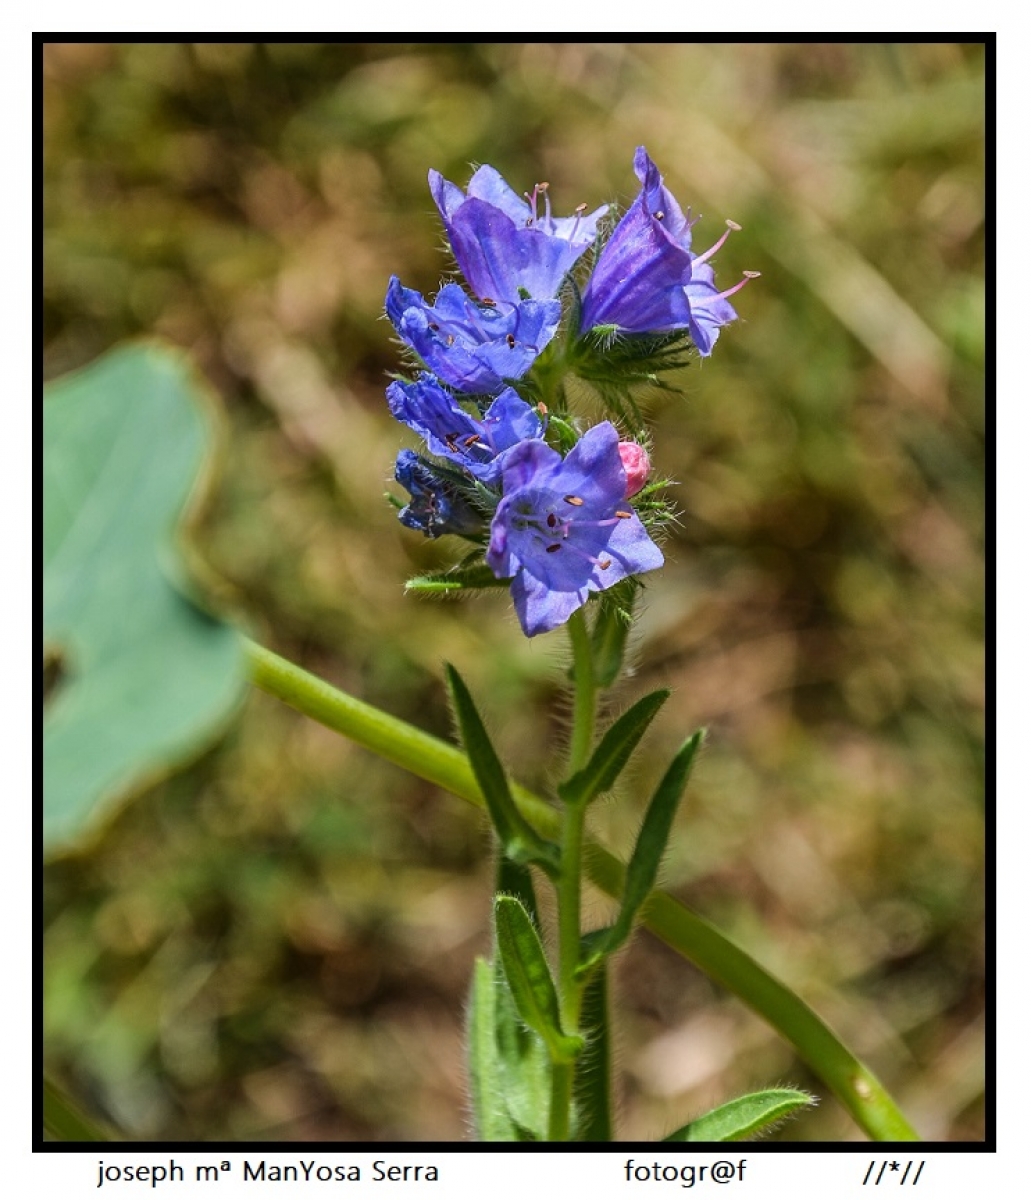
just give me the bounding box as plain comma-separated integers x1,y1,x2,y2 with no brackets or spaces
466,957,520,1141
572,964,612,1142
492,956,550,1140
616,731,704,940
446,666,559,874
43,1077,112,1141
577,730,703,977
406,563,510,593
496,857,541,929
494,896,583,1065
559,689,669,808
664,1088,817,1142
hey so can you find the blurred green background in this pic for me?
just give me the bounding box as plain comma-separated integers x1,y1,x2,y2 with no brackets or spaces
42,42,985,1142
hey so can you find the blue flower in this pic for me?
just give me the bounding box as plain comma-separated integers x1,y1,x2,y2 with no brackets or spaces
580,147,755,354
386,277,561,394
429,165,607,304
394,450,486,540
387,375,545,483
486,422,664,637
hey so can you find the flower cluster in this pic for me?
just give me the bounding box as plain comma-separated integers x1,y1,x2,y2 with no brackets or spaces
385,148,755,637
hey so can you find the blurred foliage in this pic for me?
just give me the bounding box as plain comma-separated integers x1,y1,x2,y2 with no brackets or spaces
43,42,985,1141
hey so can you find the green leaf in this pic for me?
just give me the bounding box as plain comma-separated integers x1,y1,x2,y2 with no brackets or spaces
467,958,522,1141
445,665,559,874
559,689,669,808
664,1088,817,1142
589,580,637,687
572,963,612,1142
43,342,247,855
496,856,541,928
577,730,703,977
43,1076,113,1141
491,958,550,1140
405,563,510,594
494,896,583,1065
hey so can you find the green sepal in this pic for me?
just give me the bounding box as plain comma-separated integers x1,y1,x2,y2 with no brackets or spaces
576,730,703,978
446,666,560,875
663,1088,817,1142
494,896,583,1065
558,689,670,808
406,563,511,594
545,413,581,454
572,963,612,1141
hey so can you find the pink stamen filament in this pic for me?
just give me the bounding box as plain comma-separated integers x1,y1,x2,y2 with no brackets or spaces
692,219,742,268
694,270,760,308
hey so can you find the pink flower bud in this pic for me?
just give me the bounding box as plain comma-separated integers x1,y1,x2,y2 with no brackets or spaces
618,441,651,498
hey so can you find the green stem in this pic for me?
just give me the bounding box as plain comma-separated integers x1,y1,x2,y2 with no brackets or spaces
566,607,597,775
245,638,918,1141
548,1062,573,1141
559,609,596,1013
551,609,598,1137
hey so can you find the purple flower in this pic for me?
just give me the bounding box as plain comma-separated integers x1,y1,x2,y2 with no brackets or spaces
387,375,545,483
580,147,756,355
386,277,560,394
429,165,608,304
486,422,664,637
394,450,485,540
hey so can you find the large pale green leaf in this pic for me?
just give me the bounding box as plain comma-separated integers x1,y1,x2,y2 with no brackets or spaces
43,341,247,855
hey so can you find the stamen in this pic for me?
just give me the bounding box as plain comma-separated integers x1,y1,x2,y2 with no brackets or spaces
615,510,632,519
546,543,562,553
428,322,440,331
694,271,760,308
598,558,612,570
654,210,665,220
547,513,558,528
692,218,741,267
506,333,517,348
564,495,584,506
574,203,587,214
480,297,497,307
536,402,548,416
463,434,482,447
446,335,455,346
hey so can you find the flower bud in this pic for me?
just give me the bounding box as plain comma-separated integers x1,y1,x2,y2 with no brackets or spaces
618,441,651,498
